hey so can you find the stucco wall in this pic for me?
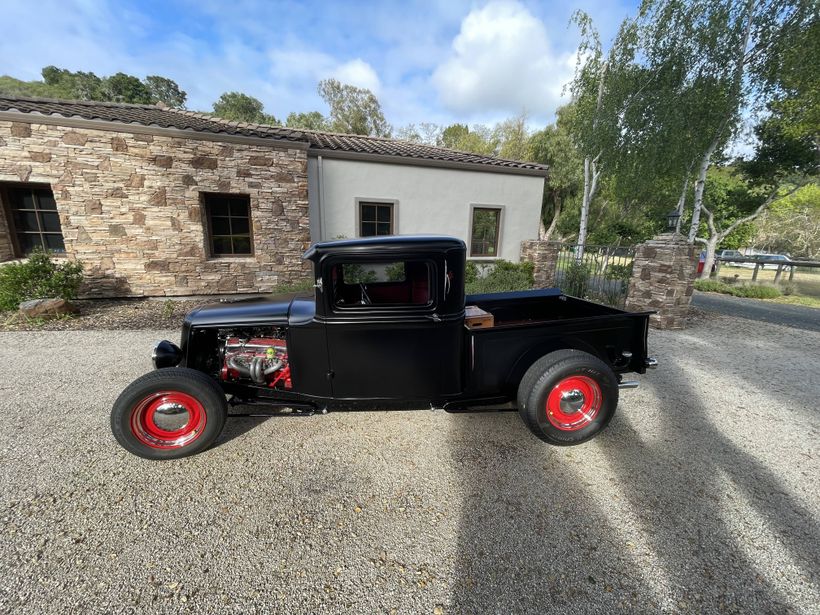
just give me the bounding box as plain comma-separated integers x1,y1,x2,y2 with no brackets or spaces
311,158,545,262
0,120,311,297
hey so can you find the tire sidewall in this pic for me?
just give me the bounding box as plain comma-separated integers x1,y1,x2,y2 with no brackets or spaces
111,368,227,460
527,358,618,445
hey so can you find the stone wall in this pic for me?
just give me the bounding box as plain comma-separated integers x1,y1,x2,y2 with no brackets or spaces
520,240,560,288
625,233,696,329
0,120,311,297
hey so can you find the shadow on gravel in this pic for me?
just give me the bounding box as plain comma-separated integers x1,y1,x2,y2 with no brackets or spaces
446,415,639,612
597,359,820,610
448,361,819,613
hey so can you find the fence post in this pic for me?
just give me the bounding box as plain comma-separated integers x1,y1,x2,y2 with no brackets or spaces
625,232,697,329
520,240,560,288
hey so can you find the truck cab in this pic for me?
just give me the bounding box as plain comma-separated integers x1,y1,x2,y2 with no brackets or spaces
113,235,655,459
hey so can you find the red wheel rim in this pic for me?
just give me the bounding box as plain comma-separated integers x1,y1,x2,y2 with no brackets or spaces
546,375,602,431
130,391,206,449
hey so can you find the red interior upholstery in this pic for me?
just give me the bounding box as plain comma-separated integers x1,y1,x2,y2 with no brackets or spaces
333,262,430,306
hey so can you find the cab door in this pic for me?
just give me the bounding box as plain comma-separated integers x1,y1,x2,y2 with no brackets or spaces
321,255,462,401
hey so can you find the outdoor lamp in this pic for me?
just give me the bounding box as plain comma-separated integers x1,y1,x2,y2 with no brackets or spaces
666,210,681,232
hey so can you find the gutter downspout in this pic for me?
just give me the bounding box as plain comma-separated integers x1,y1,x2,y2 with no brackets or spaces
317,155,326,241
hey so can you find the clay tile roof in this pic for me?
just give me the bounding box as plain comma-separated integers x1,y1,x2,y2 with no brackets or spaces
0,95,548,174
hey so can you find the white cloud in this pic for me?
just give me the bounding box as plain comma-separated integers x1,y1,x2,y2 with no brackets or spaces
268,49,380,93
432,0,575,118
334,59,381,93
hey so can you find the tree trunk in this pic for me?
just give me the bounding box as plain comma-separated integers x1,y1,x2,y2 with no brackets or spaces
697,237,719,280
688,137,719,242
542,191,561,240
694,184,799,279
577,155,600,261
688,0,756,243
675,163,694,233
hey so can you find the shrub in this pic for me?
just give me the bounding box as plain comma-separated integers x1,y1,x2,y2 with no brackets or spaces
694,279,781,299
465,259,534,294
781,282,797,296
694,279,731,294
0,250,84,311
604,263,632,281
562,260,592,297
731,284,781,299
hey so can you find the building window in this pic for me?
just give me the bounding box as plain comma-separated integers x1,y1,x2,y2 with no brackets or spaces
3,185,65,255
359,201,394,237
204,194,253,256
470,207,501,257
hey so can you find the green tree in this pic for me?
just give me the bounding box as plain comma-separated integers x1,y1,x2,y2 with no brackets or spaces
144,76,187,108
527,107,583,240
212,92,278,124
494,112,531,161
317,79,390,137
754,184,820,257
104,72,153,104
439,123,497,155
285,111,329,131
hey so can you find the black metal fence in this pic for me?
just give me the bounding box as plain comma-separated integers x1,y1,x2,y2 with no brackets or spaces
553,244,636,308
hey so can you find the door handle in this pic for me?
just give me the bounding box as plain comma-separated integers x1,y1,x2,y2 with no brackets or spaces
429,313,442,322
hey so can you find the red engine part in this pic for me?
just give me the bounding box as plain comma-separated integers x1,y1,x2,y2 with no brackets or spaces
220,337,292,388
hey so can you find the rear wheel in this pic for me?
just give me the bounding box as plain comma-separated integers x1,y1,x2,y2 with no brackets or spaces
111,367,227,460
517,349,618,445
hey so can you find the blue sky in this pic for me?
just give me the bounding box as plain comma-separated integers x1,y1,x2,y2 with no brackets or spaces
1,0,639,129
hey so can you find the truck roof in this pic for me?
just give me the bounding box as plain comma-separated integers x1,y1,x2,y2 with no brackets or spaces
302,235,466,261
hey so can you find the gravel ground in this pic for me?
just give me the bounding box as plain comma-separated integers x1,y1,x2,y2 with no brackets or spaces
0,299,212,332
0,315,818,614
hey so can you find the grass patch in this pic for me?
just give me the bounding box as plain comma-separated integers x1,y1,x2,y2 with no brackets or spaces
767,295,820,309
694,279,782,299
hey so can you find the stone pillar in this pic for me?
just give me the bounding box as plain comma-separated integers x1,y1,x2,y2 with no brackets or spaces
520,240,560,288
625,233,696,329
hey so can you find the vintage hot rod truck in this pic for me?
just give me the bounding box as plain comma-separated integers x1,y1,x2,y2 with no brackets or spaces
111,236,655,459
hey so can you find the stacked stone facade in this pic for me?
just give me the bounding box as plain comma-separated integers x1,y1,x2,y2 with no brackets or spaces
519,240,560,288
0,120,311,297
625,233,696,329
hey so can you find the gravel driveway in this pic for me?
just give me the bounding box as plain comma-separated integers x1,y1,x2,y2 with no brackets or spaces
1,315,818,614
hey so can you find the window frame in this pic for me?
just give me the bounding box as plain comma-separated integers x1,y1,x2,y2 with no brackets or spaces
202,192,254,258
355,198,398,237
468,204,504,259
326,255,437,315
0,182,66,257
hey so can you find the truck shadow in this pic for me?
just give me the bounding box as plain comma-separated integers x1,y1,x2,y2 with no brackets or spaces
213,405,302,447
447,362,819,612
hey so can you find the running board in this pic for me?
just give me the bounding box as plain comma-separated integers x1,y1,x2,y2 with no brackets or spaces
618,380,640,390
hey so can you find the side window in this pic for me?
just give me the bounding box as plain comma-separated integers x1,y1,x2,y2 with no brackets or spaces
331,260,432,308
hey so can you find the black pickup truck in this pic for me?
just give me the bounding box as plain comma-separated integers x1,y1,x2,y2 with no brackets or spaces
112,236,655,459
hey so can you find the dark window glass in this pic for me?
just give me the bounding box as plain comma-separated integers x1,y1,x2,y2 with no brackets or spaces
359,202,393,237
210,217,231,235
45,234,66,251
470,208,501,257
41,212,61,232
204,194,252,256
333,261,430,307
4,186,66,255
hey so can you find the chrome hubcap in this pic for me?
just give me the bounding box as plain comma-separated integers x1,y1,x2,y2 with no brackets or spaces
152,402,190,432
559,389,586,414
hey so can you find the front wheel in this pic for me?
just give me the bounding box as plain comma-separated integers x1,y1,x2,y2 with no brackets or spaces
111,367,228,460
517,349,619,445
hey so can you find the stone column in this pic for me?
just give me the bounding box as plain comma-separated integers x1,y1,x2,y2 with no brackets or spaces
520,240,560,288
625,233,697,329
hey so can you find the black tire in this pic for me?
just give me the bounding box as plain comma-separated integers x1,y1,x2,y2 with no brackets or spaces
516,349,618,445
111,367,228,460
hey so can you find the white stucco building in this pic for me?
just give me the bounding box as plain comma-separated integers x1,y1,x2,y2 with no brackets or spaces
308,153,547,262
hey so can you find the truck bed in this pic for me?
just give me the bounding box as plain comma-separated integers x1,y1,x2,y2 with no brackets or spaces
462,288,651,398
